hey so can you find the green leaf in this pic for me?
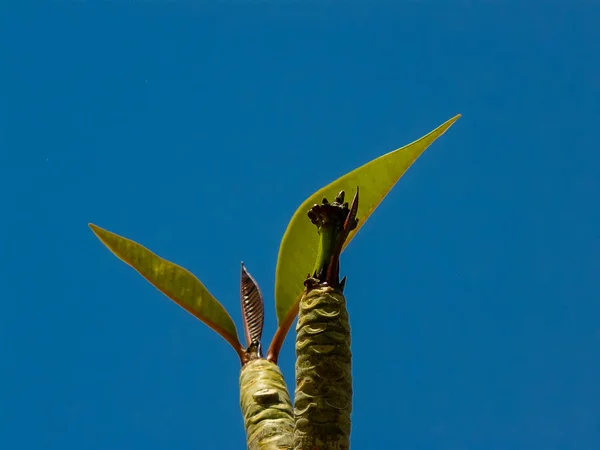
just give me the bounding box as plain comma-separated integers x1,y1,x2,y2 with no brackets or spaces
274,114,461,326
89,223,243,357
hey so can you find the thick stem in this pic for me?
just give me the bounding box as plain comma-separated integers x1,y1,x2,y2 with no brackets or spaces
294,284,352,450
293,189,357,450
240,358,294,450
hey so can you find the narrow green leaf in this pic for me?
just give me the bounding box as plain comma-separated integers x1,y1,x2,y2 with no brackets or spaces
274,114,461,325
89,223,243,357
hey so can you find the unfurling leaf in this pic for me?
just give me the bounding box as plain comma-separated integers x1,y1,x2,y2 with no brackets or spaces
89,223,244,358
274,114,461,327
240,263,265,349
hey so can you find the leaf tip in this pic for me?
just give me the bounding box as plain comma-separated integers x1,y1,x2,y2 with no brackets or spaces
449,113,461,124
88,223,105,236
88,223,104,240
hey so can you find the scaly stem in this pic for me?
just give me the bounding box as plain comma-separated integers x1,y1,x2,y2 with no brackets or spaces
294,285,352,450
293,189,358,450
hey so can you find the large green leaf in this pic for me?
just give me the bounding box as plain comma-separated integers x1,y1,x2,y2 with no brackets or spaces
274,115,461,326
89,224,244,357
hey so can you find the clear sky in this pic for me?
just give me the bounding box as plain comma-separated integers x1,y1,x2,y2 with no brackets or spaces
2,2,599,449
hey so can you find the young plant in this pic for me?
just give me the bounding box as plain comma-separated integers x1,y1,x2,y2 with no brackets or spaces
293,190,359,450
89,114,459,449
88,224,294,449
239,264,294,450
274,114,460,449
272,114,460,353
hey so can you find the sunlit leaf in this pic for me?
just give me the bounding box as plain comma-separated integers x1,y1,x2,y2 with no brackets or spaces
89,223,243,357
274,115,461,326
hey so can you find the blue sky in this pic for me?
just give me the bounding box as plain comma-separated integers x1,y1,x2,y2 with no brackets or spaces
1,2,599,449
